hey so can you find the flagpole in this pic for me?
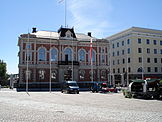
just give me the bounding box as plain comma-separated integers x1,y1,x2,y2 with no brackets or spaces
90,38,93,83
109,41,112,86
26,31,29,93
65,0,67,27
49,32,52,92
126,41,129,86
72,38,74,81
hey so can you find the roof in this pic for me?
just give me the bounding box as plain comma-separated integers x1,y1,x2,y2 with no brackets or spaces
106,26,162,40
24,27,98,41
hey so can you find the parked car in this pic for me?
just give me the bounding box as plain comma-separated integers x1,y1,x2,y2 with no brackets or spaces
61,81,79,94
91,82,117,93
91,82,100,93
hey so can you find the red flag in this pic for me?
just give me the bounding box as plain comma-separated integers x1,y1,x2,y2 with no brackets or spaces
90,38,93,64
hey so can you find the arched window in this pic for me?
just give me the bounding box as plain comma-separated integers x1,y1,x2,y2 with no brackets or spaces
79,70,85,80
38,47,46,61
88,50,96,62
64,48,73,61
78,49,86,61
51,70,57,80
51,48,58,61
137,67,143,72
26,52,32,61
39,70,45,80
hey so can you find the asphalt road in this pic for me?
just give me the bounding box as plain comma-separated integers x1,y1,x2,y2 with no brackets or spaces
0,88,162,122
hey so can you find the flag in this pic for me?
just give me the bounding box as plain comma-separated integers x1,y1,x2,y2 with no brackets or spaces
90,38,93,65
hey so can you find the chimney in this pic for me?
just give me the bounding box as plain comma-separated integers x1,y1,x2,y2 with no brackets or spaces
88,32,91,37
32,27,37,33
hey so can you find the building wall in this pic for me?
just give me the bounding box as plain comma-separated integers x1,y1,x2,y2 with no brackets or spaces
107,27,162,85
18,35,109,85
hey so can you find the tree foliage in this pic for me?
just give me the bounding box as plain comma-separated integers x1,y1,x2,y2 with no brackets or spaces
0,60,8,86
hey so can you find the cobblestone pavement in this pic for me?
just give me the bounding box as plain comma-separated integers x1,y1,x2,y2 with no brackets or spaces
0,88,162,122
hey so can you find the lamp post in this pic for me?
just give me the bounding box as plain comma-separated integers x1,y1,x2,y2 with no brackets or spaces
120,73,124,87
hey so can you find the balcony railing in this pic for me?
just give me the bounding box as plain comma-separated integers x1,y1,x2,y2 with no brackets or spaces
58,61,79,65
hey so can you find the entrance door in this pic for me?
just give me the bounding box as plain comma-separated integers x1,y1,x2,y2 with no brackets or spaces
64,68,72,81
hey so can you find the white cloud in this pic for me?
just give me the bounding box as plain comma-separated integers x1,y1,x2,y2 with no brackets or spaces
67,0,113,38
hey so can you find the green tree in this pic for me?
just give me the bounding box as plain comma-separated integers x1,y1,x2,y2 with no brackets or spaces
0,60,7,86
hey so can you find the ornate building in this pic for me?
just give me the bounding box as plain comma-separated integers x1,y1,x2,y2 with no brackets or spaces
18,27,109,88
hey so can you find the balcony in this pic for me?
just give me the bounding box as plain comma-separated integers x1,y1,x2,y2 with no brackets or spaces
58,61,79,65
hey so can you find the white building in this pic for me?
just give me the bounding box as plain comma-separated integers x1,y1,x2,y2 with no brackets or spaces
106,27,162,86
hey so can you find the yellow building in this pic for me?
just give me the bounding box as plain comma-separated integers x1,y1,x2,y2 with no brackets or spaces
106,27,162,86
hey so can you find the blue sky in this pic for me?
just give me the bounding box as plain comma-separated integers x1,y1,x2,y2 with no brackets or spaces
1,0,162,74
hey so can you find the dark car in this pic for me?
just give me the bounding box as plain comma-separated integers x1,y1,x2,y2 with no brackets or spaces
61,81,79,94
91,82,100,93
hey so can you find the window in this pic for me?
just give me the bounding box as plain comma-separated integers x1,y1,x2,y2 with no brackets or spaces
161,67,162,72
101,55,105,63
26,43,31,49
122,41,124,46
122,50,125,55
51,70,57,80
88,50,96,63
101,70,106,80
117,51,119,56
64,48,72,61
137,67,143,72
153,40,157,45
113,69,115,73
160,41,162,45
123,58,125,64
128,58,130,63
139,57,142,63
147,58,150,63
154,49,157,54
128,48,130,54
101,48,104,53
147,67,151,72
117,59,120,64
79,70,85,80
123,68,125,73
78,49,86,61
117,42,119,47
38,47,46,61
112,44,115,48
128,67,131,73
161,58,162,63
146,39,150,44
51,48,58,61
160,49,162,54
112,52,115,57
113,60,115,65
138,38,141,44
138,48,142,53
147,48,150,53
154,58,157,63
39,70,45,80
26,52,32,61
118,68,120,73
127,39,130,45
155,67,158,72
